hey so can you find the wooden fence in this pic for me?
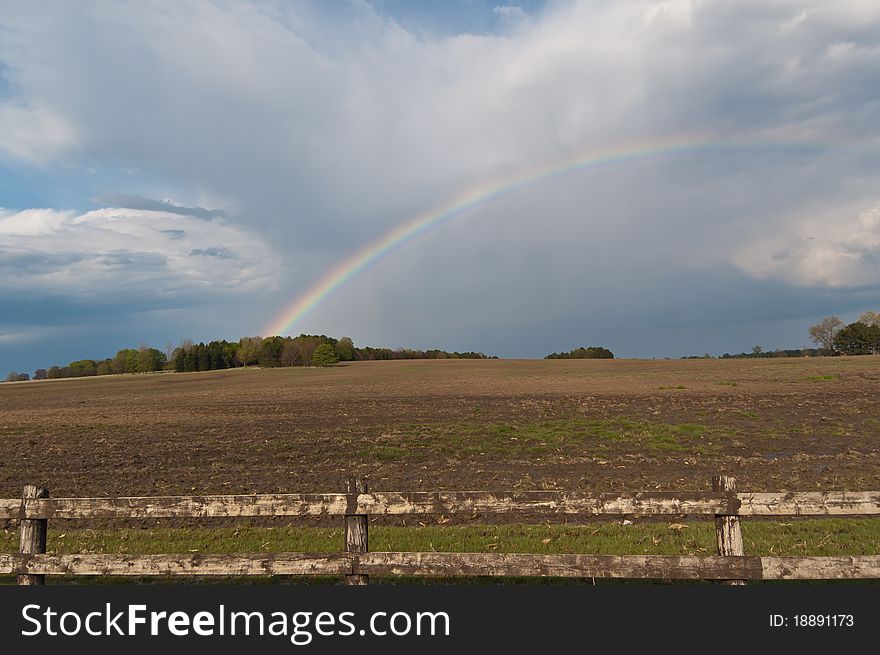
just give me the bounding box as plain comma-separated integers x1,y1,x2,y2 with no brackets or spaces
2,476,879,585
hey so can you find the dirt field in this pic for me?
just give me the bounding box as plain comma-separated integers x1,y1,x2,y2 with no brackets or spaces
1,357,879,499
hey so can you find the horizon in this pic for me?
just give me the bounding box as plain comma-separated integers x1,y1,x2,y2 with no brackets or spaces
3,1,880,371
2,327,860,378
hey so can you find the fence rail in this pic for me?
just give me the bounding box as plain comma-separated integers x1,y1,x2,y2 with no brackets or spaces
3,553,880,580
3,490,878,520
3,477,879,584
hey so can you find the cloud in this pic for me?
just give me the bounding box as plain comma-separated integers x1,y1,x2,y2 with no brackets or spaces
0,1,879,362
93,193,227,219
735,203,880,288
189,246,235,259
0,324,70,345
0,103,77,161
494,5,528,21
0,206,279,301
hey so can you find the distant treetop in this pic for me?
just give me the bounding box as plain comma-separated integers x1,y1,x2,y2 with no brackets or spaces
545,346,614,360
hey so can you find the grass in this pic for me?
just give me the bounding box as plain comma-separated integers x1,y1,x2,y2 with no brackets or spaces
5,520,877,556
2,520,878,584
352,417,733,460
658,385,687,390
3,520,878,557
805,374,840,382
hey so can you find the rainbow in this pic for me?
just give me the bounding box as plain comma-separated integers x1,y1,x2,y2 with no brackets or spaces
264,135,824,336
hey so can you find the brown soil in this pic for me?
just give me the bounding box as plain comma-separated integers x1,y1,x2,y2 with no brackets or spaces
1,358,879,501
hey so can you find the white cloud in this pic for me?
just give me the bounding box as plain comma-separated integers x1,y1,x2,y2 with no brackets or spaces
0,206,279,297
734,203,880,288
0,103,77,161
494,5,527,20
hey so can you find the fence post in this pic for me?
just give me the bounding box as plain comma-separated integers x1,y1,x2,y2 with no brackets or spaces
712,474,745,585
18,484,49,586
345,478,369,585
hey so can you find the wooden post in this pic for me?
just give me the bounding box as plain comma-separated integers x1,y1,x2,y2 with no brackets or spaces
345,478,369,585
712,475,745,585
18,485,49,586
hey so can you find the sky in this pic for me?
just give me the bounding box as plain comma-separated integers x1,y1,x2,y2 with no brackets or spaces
1,0,880,371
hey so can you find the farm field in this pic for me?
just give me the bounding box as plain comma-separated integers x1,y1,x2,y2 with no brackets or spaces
2,357,880,573
1,357,879,498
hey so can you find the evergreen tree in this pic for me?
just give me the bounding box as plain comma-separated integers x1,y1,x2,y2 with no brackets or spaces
311,343,340,366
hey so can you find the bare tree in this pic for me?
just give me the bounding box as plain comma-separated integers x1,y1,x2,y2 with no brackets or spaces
809,316,843,353
859,311,880,327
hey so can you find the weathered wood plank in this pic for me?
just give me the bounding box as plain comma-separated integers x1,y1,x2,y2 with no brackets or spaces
360,554,880,579
0,553,353,576
3,489,878,519
761,556,880,579
737,491,880,516
0,491,740,519
353,491,740,516
7,494,350,519
0,499,20,519
2,552,878,579
358,553,880,580
355,552,765,579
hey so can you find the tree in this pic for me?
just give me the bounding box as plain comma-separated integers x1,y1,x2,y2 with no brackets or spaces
111,349,140,374
546,346,613,359
834,321,880,355
5,371,19,382
47,366,63,379
258,336,286,367
311,343,340,366
751,345,763,357
280,340,304,366
34,368,48,380
809,316,843,353
859,311,880,327
196,343,211,371
291,335,324,366
184,348,198,372
237,336,263,367
137,347,167,372
68,360,97,377
335,336,355,361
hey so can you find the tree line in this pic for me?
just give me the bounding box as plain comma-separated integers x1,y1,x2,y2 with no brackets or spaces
171,335,492,372
690,310,880,359
808,312,880,356
713,347,823,359
545,346,614,359
4,335,492,381
6,347,168,382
